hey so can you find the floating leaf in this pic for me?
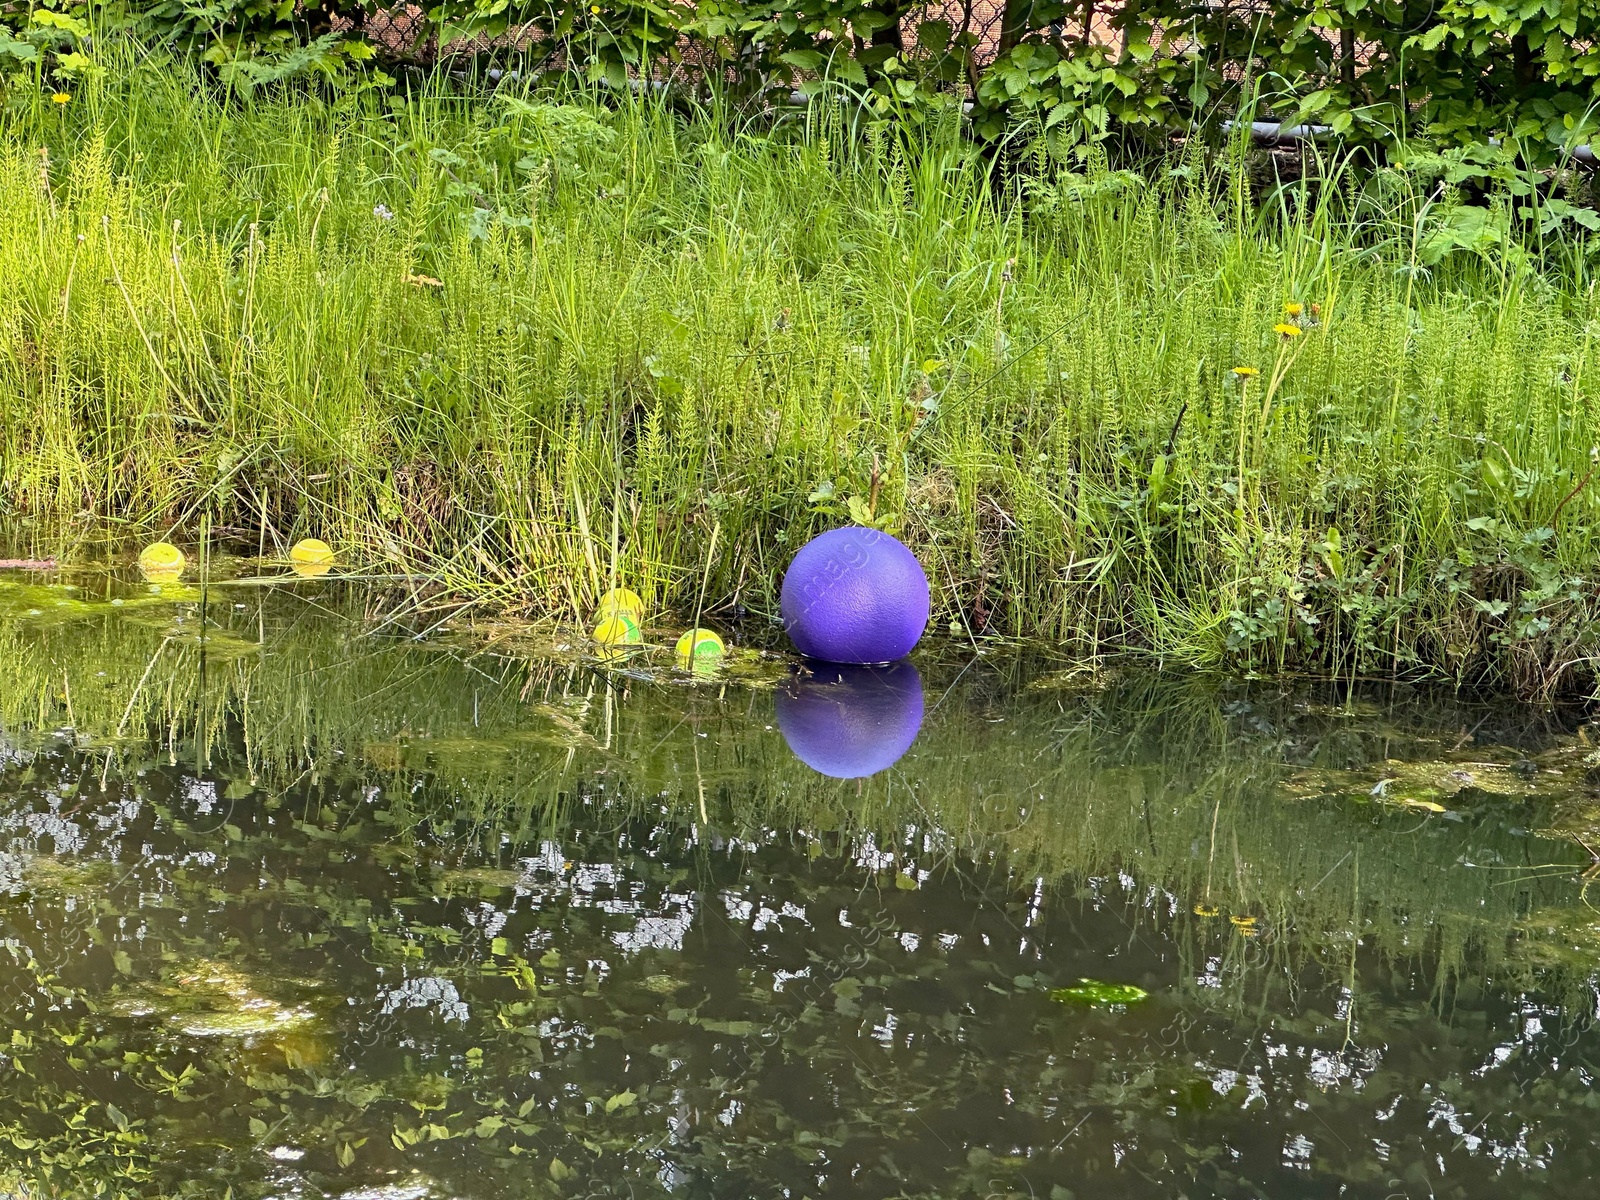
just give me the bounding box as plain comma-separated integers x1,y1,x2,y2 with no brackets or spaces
1049,979,1150,1007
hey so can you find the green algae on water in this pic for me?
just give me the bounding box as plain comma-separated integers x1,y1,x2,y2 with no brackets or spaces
106,960,319,1041
1049,980,1151,1007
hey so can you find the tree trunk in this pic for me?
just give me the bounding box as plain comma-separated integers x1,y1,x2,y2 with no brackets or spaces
1512,32,1535,90
998,0,1033,57
859,2,905,56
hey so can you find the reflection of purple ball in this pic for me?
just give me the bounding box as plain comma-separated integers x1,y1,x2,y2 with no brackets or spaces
775,662,925,779
780,527,930,664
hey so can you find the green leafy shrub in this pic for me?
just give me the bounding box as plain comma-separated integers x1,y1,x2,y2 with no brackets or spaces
978,1,1600,162
6,1,1600,167
8,52,1600,688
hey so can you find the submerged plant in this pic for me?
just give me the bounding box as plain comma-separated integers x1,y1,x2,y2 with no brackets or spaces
1049,980,1152,1007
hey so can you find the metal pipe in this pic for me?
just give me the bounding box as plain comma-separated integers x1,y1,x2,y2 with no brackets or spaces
1224,119,1595,165
476,72,1599,164
1223,119,1330,144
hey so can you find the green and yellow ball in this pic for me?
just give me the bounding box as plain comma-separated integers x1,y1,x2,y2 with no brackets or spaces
594,613,642,647
596,587,645,624
674,628,725,672
593,612,643,663
289,538,335,578
137,541,186,582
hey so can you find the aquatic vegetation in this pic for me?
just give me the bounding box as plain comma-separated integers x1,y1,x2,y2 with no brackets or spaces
0,581,103,623
11,854,120,897
1281,756,1555,811
3,591,1595,981
108,960,320,1042
0,579,194,627
1049,980,1152,1007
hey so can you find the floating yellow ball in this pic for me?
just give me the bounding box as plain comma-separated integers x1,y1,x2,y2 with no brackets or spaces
289,538,335,578
137,541,186,581
596,587,645,623
674,628,725,671
593,613,642,647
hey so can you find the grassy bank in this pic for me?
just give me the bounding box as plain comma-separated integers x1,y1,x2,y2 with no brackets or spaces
4,51,1600,689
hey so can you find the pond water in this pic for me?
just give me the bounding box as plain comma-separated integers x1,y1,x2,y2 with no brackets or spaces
5,562,1600,1199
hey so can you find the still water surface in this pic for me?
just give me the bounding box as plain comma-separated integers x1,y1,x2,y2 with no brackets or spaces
4,565,1600,1198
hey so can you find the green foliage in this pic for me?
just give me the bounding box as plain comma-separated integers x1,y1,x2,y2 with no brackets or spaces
441,0,687,88
9,53,1600,686
0,1,96,87
9,1,1600,162
0,1,397,95
981,1,1600,160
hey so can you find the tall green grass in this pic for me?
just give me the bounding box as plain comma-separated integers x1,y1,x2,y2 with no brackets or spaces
4,49,1600,688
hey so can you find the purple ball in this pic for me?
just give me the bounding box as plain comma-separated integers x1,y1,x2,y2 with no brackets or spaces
775,662,925,779
780,527,930,664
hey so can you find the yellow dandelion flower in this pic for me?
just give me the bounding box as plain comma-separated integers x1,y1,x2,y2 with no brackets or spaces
1193,903,1220,917
590,4,600,10
1273,323,1303,338
50,92,71,106
1231,366,1259,378
1284,302,1304,317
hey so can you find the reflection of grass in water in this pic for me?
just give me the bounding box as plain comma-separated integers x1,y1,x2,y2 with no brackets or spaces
1514,904,1600,978
2,597,1597,1004
3,649,1600,1198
